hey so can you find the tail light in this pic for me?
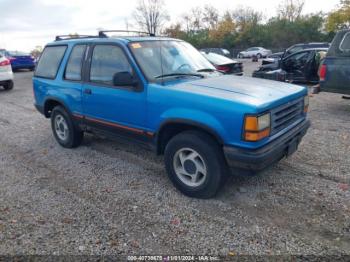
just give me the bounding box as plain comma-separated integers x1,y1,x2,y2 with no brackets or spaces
319,64,327,81
0,59,10,66
216,65,230,73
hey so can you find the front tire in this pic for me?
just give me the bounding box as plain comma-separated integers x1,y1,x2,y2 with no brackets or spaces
164,131,227,198
3,80,14,90
257,53,262,59
51,106,83,148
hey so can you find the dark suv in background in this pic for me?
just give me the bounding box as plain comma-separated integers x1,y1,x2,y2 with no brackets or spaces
320,30,350,95
283,42,330,59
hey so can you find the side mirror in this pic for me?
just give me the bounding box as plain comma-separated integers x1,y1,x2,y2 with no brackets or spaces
113,71,138,87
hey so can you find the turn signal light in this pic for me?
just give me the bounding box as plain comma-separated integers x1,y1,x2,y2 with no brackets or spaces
243,113,271,142
304,96,309,113
245,128,270,142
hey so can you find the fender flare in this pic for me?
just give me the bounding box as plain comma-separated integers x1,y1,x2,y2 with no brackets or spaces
155,118,225,154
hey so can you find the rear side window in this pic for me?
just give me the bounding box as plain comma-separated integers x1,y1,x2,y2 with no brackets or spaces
340,32,350,52
65,45,86,81
35,46,67,79
90,45,132,85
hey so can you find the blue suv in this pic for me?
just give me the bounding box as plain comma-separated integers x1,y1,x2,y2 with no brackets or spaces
33,31,310,198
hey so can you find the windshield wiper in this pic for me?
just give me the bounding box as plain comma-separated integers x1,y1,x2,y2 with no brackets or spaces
155,73,204,79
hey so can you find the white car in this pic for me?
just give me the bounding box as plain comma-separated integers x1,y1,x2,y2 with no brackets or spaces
237,47,272,59
0,54,14,90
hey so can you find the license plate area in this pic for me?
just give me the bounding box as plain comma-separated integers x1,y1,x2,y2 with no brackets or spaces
286,137,300,157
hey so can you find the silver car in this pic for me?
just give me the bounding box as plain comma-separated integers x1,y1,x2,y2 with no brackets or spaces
237,47,272,59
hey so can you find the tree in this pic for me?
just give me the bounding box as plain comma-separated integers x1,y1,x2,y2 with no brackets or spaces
326,0,350,32
231,7,263,32
30,46,43,58
208,12,236,47
132,0,169,35
277,0,305,22
202,5,219,30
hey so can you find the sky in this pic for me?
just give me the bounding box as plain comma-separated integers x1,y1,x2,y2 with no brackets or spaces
0,0,341,52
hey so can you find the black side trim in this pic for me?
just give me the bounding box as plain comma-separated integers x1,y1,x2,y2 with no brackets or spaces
82,116,155,150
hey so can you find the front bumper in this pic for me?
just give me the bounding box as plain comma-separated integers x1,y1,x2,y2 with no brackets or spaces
224,119,310,175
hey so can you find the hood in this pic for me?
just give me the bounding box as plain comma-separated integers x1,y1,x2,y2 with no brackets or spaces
168,75,307,110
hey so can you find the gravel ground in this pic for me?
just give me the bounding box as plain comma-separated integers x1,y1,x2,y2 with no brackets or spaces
0,68,349,258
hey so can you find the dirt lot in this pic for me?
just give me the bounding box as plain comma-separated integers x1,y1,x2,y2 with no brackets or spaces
0,67,349,258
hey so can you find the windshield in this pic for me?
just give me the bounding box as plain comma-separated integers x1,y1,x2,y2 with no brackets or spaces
129,40,215,81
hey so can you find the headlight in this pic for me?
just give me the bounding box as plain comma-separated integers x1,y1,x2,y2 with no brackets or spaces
244,113,271,142
304,96,309,113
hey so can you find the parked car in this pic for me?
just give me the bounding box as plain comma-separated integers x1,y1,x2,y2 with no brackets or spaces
0,49,35,71
33,31,310,198
200,48,231,58
253,48,328,83
268,52,284,59
284,42,330,58
0,54,14,90
262,52,285,64
237,47,272,58
320,30,350,95
262,43,330,66
200,51,243,75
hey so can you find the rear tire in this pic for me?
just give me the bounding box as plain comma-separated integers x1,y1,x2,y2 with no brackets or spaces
3,80,14,90
51,106,83,148
257,53,262,59
164,130,227,199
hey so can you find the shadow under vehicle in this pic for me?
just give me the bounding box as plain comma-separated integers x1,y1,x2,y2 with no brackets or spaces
253,48,328,84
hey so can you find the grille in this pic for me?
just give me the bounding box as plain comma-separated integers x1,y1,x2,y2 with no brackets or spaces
270,97,304,135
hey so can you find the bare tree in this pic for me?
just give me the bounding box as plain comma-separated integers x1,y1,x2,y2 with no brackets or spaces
231,7,262,32
202,5,219,30
133,0,169,35
278,0,305,22
181,5,218,33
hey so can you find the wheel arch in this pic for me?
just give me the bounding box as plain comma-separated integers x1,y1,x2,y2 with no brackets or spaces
155,119,224,155
43,97,72,118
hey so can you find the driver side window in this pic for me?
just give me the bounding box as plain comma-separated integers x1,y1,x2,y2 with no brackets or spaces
90,45,132,86
285,51,309,67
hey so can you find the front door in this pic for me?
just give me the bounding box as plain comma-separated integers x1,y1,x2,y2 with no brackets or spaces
82,44,148,138
282,50,312,82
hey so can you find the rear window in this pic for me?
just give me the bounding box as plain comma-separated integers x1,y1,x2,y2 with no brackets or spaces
35,46,67,79
340,32,350,52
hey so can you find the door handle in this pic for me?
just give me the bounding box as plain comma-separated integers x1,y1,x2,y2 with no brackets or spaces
84,88,92,95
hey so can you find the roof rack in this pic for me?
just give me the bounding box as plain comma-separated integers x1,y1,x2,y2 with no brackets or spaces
98,30,156,38
55,35,98,41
